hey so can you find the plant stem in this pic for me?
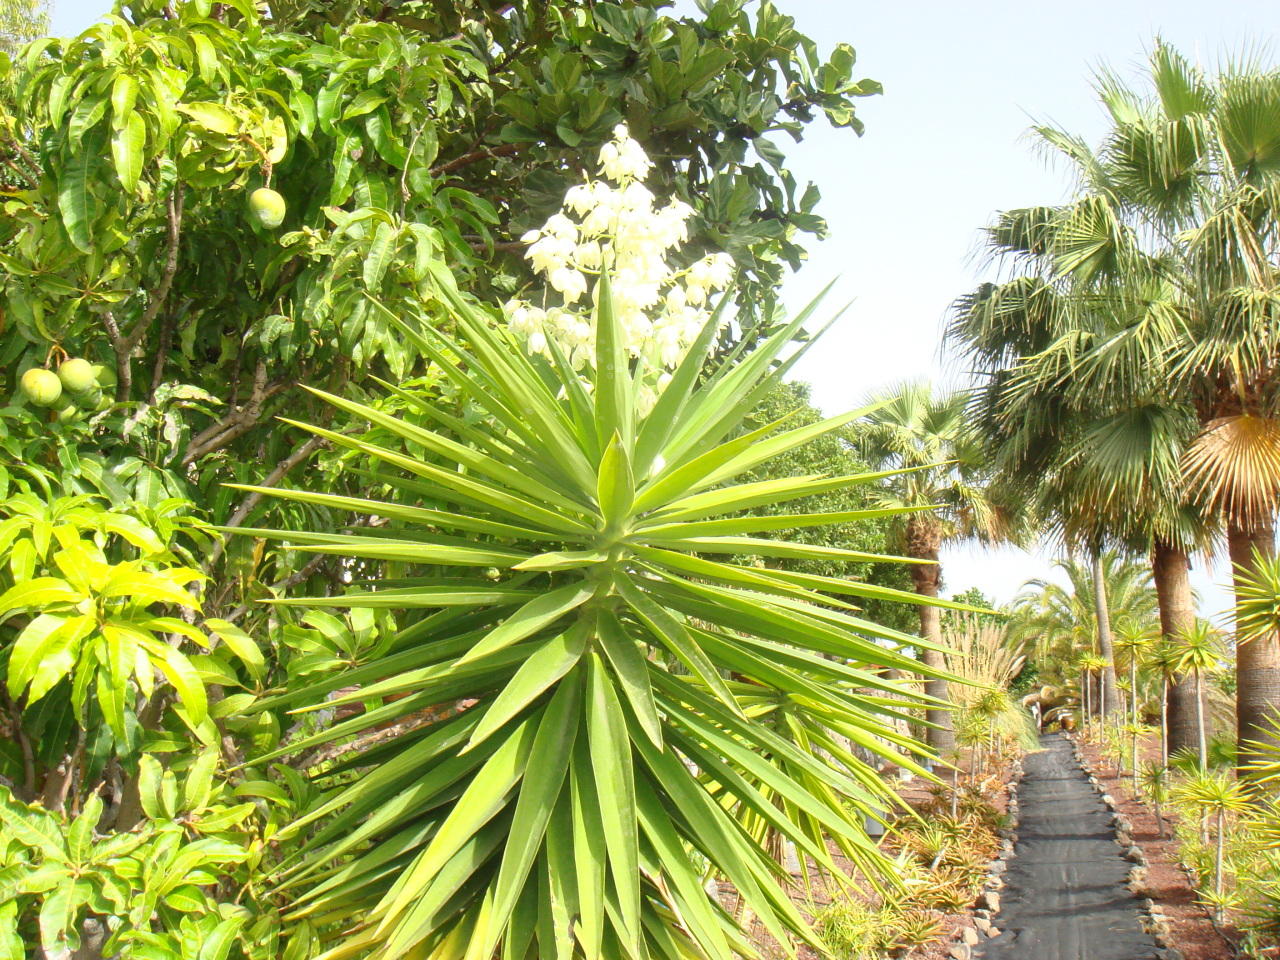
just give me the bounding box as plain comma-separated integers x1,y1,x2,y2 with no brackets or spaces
1160,674,1168,767
1214,808,1225,923
1131,655,1139,794
1195,665,1207,770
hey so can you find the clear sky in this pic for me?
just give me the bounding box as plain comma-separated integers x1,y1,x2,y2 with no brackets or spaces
761,0,1276,618
47,0,1279,615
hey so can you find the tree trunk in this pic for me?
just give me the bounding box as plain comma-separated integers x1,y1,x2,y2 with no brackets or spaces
1228,518,1280,779
1213,809,1225,923
1091,551,1121,718
1153,541,1201,758
909,546,954,756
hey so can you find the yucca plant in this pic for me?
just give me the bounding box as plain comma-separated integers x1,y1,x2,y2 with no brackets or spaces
1114,618,1155,789
1139,761,1170,837
891,910,944,952
1234,549,1280,646
1146,638,1184,766
1172,771,1254,920
814,902,896,960
1170,620,1225,770
1078,653,1111,736
893,820,950,870
1239,868,1280,957
1243,713,1280,785
229,278,955,960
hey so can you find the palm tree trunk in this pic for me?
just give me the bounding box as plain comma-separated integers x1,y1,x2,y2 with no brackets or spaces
1091,551,1121,719
909,543,954,756
1228,518,1280,780
1195,665,1207,770
1153,540,1200,757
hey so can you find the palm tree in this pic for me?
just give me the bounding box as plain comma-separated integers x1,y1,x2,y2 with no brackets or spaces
1011,554,1157,720
1171,620,1226,769
858,383,1002,754
951,43,1280,769
953,245,1210,751
951,229,1194,731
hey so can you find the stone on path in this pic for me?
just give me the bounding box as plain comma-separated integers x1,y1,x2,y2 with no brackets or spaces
976,735,1159,960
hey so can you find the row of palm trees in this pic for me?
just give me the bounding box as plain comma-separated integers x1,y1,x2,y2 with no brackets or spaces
1008,559,1227,768
863,44,1280,778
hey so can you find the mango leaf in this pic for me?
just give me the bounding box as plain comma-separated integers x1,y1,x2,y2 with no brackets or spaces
177,101,237,135
111,110,146,192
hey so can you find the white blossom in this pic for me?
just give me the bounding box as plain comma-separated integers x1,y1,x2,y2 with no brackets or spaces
549,266,588,303
502,124,736,377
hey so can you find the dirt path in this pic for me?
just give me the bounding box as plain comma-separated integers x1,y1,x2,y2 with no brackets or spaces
978,734,1159,960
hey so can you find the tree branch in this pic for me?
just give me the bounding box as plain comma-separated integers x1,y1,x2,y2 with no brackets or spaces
130,188,185,351
104,189,185,401
468,238,528,255
223,552,330,625
431,141,522,176
206,434,328,567
181,362,295,465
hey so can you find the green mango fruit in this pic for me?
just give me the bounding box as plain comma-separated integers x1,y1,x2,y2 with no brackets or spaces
91,362,118,389
249,188,286,229
20,368,62,407
58,357,97,393
76,385,104,409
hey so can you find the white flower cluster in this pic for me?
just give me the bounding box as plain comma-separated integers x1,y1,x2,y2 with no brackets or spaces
504,125,734,384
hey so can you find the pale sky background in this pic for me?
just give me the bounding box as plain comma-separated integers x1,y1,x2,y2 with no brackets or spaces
761,0,1276,619
48,0,1279,616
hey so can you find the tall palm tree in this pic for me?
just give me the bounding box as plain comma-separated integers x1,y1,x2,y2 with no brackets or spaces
859,383,1002,754
951,223,1194,728
951,43,1280,769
